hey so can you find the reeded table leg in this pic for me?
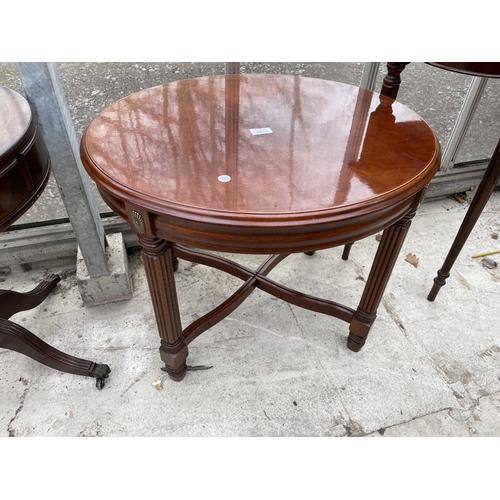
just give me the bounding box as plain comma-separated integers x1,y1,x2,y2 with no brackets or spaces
348,208,416,351
428,142,500,301
0,318,110,388
139,236,188,381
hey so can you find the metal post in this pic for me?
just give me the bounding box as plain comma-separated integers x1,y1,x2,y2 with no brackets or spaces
16,62,109,278
225,62,240,74
359,62,380,91
439,76,488,173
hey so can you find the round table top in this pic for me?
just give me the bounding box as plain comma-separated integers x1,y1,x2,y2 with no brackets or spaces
81,74,440,229
0,86,32,158
1,86,50,233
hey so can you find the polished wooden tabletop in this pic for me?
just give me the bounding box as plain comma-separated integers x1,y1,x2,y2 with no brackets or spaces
1,86,50,232
0,86,32,157
82,74,440,252
82,74,439,213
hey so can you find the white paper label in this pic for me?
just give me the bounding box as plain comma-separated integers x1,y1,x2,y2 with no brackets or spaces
250,127,273,135
218,175,231,182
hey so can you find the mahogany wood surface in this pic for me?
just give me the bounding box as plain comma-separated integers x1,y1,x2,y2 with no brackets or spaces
0,86,110,388
82,75,439,253
381,63,500,301
427,62,500,79
81,74,440,380
0,86,50,232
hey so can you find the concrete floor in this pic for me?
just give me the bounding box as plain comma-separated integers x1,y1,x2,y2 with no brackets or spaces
1,191,500,437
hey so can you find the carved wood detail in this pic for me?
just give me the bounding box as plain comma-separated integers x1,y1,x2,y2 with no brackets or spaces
0,276,111,388
0,317,110,379
348,207,417,351
380,62,410,100
139,236,188,380
428,139,500,300
377,62,500,301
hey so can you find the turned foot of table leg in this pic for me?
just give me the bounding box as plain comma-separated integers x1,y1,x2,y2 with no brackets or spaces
160,338,189,381
427,269,450,301
348,310,376,352
346,333,365,352
427,141,500,301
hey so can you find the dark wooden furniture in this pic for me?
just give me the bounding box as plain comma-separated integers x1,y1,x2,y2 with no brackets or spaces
0,86,110,388
378,63,500,301
81,74,440,381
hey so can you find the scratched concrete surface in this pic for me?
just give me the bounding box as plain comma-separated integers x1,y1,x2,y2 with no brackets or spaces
1,191,500,437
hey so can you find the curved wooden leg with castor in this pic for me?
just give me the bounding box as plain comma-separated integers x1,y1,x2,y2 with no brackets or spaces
139,236,188,381
428,142,500,301
0,318,110,388
0,275,111,388
0,274,61,320
348,208,416,351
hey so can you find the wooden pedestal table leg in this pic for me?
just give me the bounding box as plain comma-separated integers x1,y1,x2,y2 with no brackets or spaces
427,142,500,301
348,208,416,351
139,236,188,381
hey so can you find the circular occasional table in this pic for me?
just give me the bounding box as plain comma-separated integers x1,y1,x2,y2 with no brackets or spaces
81,74,440,381
0,86,110,388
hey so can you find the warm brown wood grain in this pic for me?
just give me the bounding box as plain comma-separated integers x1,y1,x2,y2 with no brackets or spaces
82,74,439,253
348,197,422,350
428,62,500,79
426,62,500,300
380,62,410,99
139,235,188,381
0,86,50,232
81,74,441,379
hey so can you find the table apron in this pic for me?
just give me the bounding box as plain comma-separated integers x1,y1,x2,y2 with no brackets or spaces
152,199,415,254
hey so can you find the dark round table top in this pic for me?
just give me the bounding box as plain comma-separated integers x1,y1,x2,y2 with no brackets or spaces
1,86,50,232
0,86,32,158
81,74,440,252
82,74,439,216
